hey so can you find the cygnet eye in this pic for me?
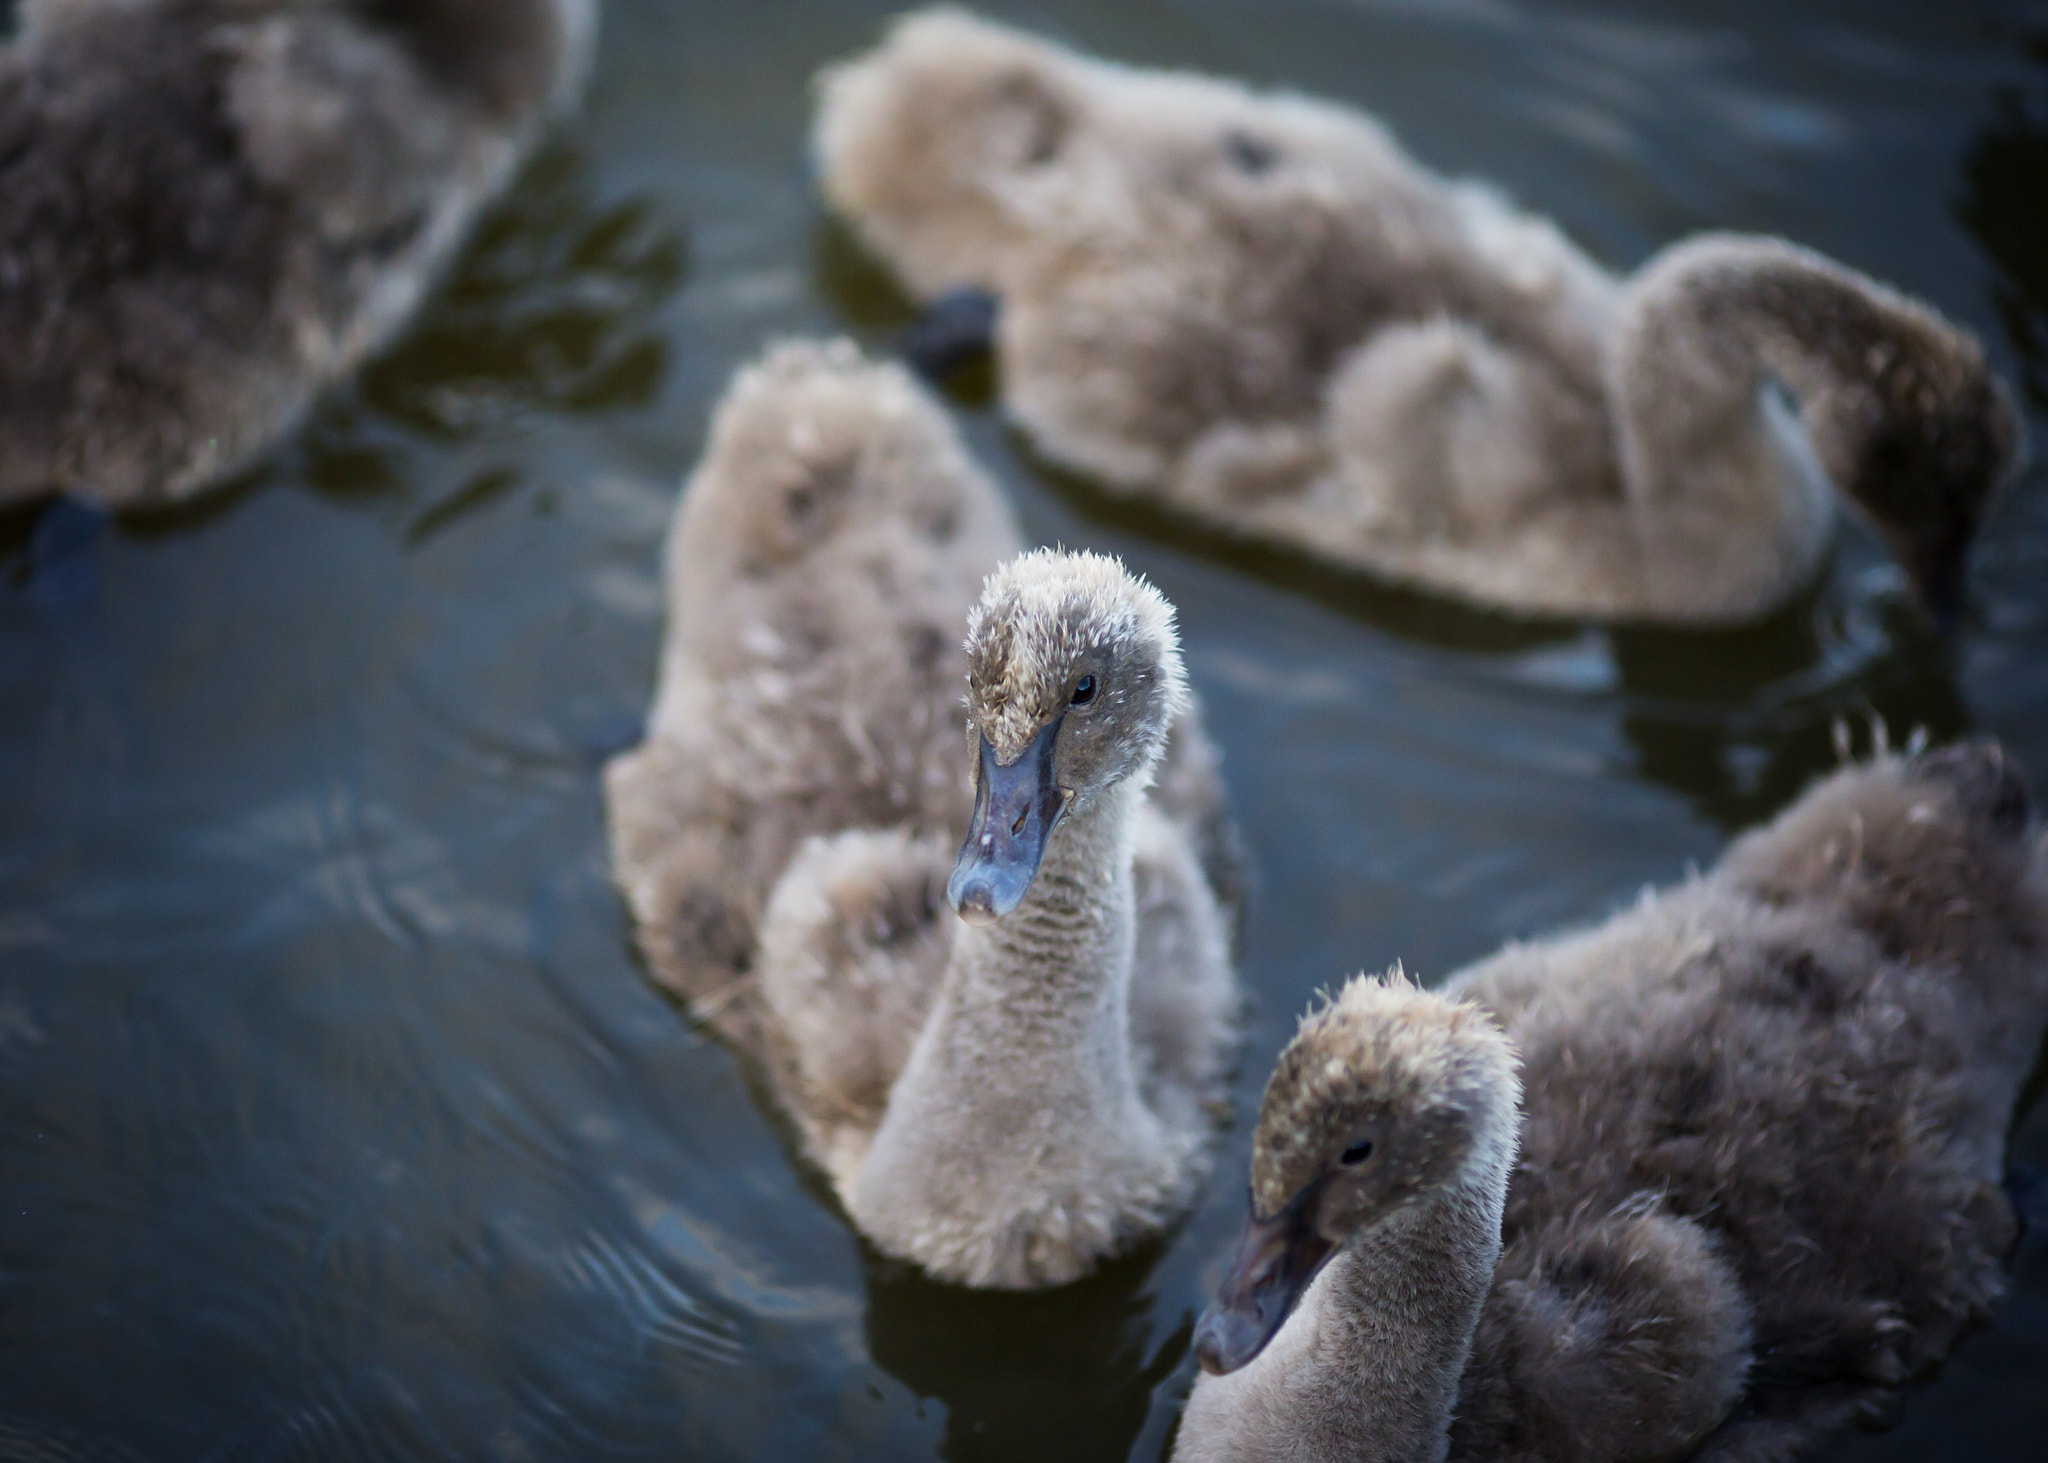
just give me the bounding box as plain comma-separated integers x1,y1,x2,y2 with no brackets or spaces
1223,129,1278,175
1339,1139,1376,1166
1070,675,1098,706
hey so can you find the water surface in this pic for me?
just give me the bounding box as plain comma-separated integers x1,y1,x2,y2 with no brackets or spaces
3,1,2048,1458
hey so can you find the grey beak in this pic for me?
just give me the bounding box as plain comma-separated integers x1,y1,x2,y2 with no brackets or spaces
1192,1184,1337,1376
947,719,1065,926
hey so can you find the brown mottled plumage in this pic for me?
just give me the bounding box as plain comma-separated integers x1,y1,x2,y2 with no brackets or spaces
604,341,1240,1288
1181,743,2048,1462
815,9,2023,625
0,0,595,508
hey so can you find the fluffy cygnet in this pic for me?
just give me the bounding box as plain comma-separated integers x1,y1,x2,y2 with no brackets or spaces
0,0,596,508
1181,742,2047,1462
816,8,2024,626
604,340,1241,1287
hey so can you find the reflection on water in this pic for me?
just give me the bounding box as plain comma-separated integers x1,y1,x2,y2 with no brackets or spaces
361,143,687,440
1961,33,2048,418
813,216,999,407
298,140,688,543
865,1243,1184,1463
812,216,921,339
2,2,2046,1460
1610,588,1974,830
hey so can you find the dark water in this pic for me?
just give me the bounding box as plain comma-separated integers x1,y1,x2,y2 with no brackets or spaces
4,0,2048,1457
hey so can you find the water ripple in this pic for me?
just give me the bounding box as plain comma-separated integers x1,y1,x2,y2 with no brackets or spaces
558,1228,748,1368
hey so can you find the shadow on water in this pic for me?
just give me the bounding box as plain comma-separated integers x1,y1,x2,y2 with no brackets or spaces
113,465,275,542
406,465,524,547
360,142,687,441
1959,33,2048,417
812,215,922,337
240,139,692,541
2,500,104,612
649,969,1190,1463
1609,590,1972,830
0,500,46,584
812,216,999,406
863,1241,1186,1463
1,470,271,583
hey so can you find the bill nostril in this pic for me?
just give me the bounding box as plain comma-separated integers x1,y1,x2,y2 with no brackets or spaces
1011,806,1028,836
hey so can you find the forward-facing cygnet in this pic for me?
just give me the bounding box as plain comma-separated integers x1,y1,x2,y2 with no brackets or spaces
1181,742,2048,1462
816,9,2024,625
0,0,597,508
604,339,1240,1288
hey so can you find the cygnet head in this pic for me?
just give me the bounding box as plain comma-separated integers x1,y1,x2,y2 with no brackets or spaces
687,339,974,576
1823,308,2024,628
1194,973,1520,1376
946,548,1188,925
816,8,1083,289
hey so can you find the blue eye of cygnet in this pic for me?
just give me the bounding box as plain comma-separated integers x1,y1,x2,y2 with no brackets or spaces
1071,675,1098,706
1340,1139,1376,1166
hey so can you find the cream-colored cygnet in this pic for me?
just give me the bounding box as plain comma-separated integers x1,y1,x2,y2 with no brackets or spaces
605,339,1241,1287
817,8,2024,625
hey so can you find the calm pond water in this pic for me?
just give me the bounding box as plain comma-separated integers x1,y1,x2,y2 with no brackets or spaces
4,0,2048,1458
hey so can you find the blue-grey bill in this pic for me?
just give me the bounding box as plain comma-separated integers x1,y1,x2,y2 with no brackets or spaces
947,719,1065,926
1193,1185,1336,1376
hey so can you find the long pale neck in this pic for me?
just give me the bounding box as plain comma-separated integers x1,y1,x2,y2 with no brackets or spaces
1319,1187,1505,1463
1177,1152,1511,1463
852,777,1152,1197
927,776,1145,1114
1605,234,1934,615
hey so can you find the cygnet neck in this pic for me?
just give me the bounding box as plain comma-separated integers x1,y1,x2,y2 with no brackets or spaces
1609,235,1954,617
1324,1183,1506,1463
845,767,1168,1285
944,773,1146,1092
